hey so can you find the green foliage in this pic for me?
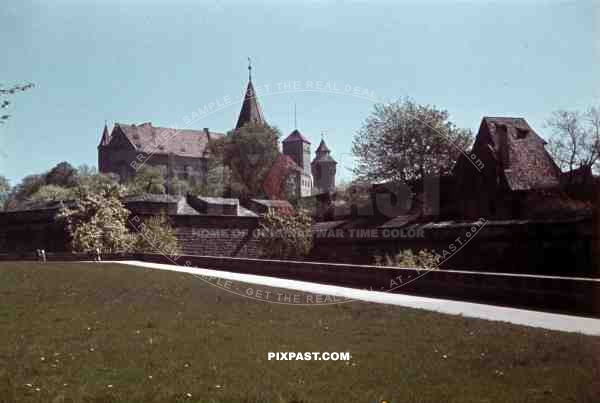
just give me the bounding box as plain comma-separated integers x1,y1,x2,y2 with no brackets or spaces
4,174,46,210
126,165,166,195
132,214,180,255
353,98,472,184
29,184,76,203
4,163,120,209
375,249,439,270
210,123,281,202
75,170,120,197
58,184,134,253
45,161,78,187
165,176,189,196
257,208,313,259
0,175,9,211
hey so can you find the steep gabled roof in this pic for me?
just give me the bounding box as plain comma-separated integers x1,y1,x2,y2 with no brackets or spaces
235,80,265,129
478,117,561,191
99,123,111,146
283,129,311,144
111,122,224,158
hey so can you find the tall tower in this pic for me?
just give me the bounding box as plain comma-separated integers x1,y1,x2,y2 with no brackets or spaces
235,57,266,129
282,129,311,174
311,138,337,194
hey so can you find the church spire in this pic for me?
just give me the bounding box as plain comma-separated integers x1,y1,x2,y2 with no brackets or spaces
248,56,252,82
235,57,266,129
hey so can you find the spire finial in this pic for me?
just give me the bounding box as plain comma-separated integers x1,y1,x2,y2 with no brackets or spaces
321,130,326,140
247,56,252,81
294,103,297,129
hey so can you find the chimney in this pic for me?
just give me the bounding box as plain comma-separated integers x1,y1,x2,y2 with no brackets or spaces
204,128,210,135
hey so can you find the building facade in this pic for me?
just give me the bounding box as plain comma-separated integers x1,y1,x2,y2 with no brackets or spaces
98,69,336,199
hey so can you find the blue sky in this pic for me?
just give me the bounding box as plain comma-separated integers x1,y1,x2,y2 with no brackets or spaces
1,0,598,185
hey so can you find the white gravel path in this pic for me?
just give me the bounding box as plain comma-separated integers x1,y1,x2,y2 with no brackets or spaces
108,260,600,336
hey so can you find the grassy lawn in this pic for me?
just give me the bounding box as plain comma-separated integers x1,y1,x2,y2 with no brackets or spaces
0,262,598,403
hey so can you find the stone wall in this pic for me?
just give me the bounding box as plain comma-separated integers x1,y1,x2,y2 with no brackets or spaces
169,215,260,257
310,217,594,276
0,206,593,276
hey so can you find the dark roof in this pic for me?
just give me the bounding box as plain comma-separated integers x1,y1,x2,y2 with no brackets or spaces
312,153,336,163
123,194,180,203
312,139,336,164
235,80,265,129
177,197,200,215
99,124,111,146
196,196,239,206
315,139,330,153
112,122,224,158
283,129,311,144
250,199,295,208
478,117,560,191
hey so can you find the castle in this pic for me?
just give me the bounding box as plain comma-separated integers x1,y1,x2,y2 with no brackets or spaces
98,66,337,198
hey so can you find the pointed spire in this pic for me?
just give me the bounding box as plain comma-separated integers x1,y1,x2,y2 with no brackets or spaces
236,59,266,129
99,121,111,146
248,56,252,81
315,138,331,155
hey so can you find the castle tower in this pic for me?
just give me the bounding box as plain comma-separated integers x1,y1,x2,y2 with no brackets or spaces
282,129,311,175
235,58,266,129
311,138,337,194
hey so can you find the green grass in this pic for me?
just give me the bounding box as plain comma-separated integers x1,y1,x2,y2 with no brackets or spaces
0,262,598,403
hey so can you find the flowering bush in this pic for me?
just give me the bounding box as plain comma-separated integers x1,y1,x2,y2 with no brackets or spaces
375,249,439,270
58,184,134,253
257,208,312,259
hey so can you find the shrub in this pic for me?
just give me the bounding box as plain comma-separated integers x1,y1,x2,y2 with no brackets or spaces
375,249,439,270
257,208,312,259
58,184,134,253
132,214,180,256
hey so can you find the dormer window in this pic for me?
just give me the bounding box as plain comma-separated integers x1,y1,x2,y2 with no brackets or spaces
515,128,528,139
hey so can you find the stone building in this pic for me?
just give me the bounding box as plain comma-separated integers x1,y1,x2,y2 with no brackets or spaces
98,66,336,199
311,138,337,194
453,117,567,219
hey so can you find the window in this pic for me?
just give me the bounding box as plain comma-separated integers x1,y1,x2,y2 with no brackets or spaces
515,128,528,139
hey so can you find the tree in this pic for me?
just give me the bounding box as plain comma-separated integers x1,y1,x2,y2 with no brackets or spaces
0,83,34,124
4,174,46,210
74,165,120,196
0,175,9,211
132,214,179,255
126,165,166,195
45,161,78,188
352,98,472,184
545,107,600,178
30,184,75,203
210,123,281,202
256,208,313,259
58,184,133,253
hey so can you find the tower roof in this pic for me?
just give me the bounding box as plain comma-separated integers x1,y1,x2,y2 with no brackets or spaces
312,138,336,164
315,139,330,153
235,80,265,129
283,129,311,144
99,122,111,146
